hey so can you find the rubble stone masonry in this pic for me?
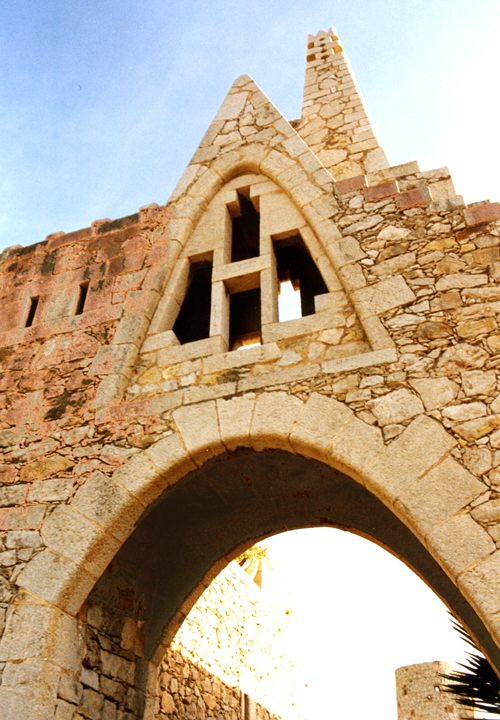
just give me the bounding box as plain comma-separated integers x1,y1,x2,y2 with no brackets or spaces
157,562,307,720
2,23,500,720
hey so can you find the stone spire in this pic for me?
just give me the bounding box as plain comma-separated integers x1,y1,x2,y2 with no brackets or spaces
297,27,390,180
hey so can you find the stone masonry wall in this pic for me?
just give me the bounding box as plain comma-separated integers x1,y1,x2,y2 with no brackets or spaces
4,23,500,720
396,662,474,720
157,562,308,720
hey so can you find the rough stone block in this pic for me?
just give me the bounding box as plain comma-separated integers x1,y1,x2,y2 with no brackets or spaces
409,377,459,411
5,530,42,549
28,476,72,503
395,187,431,210
327,236,366,267
0,505,46,531
363,180,398,202
20,454,74,482
58,673,83,704
0,485,27,507
352,276,416,318
465,202,500,226
100,650,135,684
368,388,424,426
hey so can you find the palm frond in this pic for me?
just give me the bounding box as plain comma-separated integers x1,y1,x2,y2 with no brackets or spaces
440,618,500,716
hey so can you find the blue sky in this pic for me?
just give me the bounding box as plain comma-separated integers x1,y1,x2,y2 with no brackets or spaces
2,0,500,253
2,2,498,716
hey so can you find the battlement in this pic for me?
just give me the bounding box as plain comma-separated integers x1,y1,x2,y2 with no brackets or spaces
0,204,171,347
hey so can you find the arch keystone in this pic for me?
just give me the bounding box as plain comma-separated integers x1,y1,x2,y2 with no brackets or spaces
172,400,224,466
216,394,256,451
250,391,303,452
289,393,353,462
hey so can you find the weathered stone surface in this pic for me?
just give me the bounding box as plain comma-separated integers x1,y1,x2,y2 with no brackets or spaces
459,551,500,618
4,25,500,720
472,498,500,525
41,504,121,577
442,402,487,422
19,455,74,482
396,456,485,536
367,388,424,426
457,317,497,339
463,446,492,476
366,415,456,504
58,673,83,704
462,370,497,397
427,514,495,578
173,401,225,464
452,415,500,442
290,393,353,461
436,343,489,376
409,378,459,411
251,392,303,452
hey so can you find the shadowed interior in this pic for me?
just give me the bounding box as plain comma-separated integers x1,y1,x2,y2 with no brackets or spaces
88,449,500,673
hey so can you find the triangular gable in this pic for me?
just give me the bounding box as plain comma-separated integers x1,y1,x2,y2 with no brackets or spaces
128,76,396,395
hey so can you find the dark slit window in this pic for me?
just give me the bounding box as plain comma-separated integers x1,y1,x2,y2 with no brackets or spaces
75,283,89,316
25,297,39,327
173,261,212,344
274,234,328,317
230,287,261,350
231,192,260,263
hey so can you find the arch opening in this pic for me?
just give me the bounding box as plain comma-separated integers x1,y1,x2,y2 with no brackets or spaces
78,449,499,719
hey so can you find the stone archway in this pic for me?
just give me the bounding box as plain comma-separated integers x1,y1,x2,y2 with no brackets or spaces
4,391,498,719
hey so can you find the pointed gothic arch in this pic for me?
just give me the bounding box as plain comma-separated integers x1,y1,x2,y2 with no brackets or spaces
8,392,500,719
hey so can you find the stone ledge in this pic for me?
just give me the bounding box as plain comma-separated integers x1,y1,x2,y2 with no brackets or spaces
322,346,397,374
